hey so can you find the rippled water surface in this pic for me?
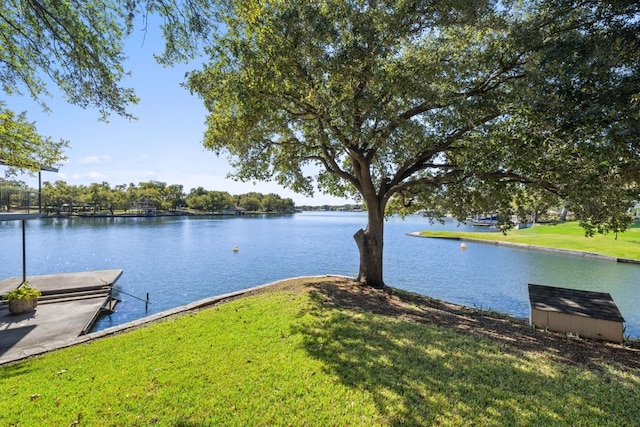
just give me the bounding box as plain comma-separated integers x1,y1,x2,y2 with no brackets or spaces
1,212,638,337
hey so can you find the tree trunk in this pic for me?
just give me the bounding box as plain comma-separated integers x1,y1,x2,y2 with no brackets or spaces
354,200,386,289
559,206,568,222
559,200,570,222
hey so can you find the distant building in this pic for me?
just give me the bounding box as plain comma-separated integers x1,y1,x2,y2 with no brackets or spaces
222,206,247,215
131,199,158,216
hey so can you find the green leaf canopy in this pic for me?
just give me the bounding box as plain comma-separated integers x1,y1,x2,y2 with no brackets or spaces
185,0,639,235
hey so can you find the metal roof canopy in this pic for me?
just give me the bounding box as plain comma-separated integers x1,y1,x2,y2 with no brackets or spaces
0,159,59,173
1,159,59,284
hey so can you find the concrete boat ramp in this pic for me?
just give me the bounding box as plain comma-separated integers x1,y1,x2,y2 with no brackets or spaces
0,269,123,364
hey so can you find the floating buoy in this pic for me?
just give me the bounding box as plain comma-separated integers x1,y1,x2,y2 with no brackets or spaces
233,246,239,252
460,243,467,250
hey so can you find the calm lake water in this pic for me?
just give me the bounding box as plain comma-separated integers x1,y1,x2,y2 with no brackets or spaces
1,212,639,338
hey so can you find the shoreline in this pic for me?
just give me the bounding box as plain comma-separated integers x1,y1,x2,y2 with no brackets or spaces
37,210,296,219
3,273,638,366
407,231,640,265
0,275,343,365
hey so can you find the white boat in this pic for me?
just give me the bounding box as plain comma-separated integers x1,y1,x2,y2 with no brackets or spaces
471,215,498,227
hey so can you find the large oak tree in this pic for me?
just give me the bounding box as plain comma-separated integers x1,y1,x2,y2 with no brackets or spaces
5,0,636,289
182,0,640,288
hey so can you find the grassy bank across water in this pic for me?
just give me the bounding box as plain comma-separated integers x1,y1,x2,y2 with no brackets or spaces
1,277,639,426
418,221,640,261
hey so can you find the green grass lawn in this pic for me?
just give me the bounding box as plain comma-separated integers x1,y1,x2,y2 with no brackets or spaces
419,221,640,260
1,277,638,426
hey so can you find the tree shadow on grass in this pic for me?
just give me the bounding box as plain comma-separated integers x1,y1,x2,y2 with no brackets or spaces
294,278,640,426
307,278,640,370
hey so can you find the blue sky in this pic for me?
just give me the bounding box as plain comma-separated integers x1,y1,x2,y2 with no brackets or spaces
6,20,352,206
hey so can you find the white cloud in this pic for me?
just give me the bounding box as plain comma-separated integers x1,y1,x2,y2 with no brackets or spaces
79,155,112,165
86,171,107,180
70,171,107,182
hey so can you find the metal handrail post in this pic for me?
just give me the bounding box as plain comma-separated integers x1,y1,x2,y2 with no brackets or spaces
22,219,27,284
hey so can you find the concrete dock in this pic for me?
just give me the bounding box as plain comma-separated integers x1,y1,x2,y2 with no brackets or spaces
0,269,123,364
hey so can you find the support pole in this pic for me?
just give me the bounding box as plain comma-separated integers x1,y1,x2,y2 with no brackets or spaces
38,171,42,213
22,219,27,284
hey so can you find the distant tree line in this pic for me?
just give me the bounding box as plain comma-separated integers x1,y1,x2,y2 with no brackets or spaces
0,179,295,215
184,187,295,213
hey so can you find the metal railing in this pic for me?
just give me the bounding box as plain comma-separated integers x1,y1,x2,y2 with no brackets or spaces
0,187,41,216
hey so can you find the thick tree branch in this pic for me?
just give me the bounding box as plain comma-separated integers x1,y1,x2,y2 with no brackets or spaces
389,111,503,192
